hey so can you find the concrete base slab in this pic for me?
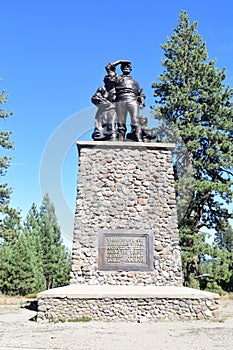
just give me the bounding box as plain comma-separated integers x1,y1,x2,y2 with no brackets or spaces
37,285,219,322
38,284,219,299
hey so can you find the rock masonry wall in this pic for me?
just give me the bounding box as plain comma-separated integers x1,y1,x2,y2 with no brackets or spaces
37,296,219,322
70,142,183,286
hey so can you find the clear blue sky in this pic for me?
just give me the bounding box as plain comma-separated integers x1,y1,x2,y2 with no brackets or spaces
1,0,233,246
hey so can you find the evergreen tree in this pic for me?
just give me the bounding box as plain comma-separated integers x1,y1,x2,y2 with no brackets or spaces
214,222,233,251
1,208,21,242
23,203,42,259
0,242,14,294
199,246,233,294
152,10,233,285
24,202,41,231
0,80,14,226
23,198,71,290
0,231,45,295
0,196,71,296
0,79,22,244
39,194,71,289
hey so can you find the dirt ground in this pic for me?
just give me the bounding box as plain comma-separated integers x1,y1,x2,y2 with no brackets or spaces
0,296,233,350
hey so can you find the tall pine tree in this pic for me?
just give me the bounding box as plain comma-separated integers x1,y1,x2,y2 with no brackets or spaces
0,79,18,237
39,194,71,289
152,10,233,284
0,231,45,296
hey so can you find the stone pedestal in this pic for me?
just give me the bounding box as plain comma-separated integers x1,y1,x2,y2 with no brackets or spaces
37,141,219,322
71,141,182,286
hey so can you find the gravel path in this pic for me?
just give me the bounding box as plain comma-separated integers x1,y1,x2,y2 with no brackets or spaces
0,298,232,350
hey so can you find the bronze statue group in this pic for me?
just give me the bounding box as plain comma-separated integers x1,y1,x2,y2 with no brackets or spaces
92,60,153,142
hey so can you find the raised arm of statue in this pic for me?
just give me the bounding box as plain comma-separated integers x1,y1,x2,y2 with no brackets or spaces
105,60,131,74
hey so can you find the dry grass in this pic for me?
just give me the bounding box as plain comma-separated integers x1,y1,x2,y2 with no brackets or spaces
0,295,36,306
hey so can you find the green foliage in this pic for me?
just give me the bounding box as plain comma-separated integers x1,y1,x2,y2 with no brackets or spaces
0,80,16,236
0,243,13,294
1,208,22,242
186,273,200,290
0,195,71,296
0,232,45,296
0,81,14,220
38,194,71,289
152,10,233,289
205,281,227,296
198,246,233,294
68,316,92,322
214,221,233,251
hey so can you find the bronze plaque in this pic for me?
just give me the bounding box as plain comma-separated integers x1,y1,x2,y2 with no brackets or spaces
98,229,154,271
